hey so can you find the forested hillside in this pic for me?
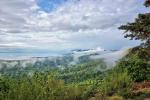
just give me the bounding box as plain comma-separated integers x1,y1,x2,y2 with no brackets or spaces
0,0,150,100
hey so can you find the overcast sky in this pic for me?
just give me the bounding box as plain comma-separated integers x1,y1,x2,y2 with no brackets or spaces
0,0,149,52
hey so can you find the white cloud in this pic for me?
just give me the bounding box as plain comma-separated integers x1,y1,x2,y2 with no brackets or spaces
0,0,147,51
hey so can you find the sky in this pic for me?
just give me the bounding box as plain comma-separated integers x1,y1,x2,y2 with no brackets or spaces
0,0,149,54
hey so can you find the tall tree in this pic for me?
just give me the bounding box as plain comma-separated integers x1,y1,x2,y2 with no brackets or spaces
145,0,150,7
119,0,150,48
118,0,150,82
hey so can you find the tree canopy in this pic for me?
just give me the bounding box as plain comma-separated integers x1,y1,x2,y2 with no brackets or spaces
119,0,150,48
145,0,150,7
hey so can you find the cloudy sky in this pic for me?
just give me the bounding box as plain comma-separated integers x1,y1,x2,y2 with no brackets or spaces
0,0,149,53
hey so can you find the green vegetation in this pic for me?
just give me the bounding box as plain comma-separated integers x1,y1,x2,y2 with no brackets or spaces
98,67,132,98
0,72,86,100
0,55,150,100
0,59,108,100
0,0,150,100
58,60,107,83
117,48,150,82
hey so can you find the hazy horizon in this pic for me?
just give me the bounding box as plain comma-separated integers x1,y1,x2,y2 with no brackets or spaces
0,0,149,57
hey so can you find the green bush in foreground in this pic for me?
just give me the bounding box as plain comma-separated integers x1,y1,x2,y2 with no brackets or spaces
97,67,132,98
0,73,87,100
0,52,150,100
117,48,150,82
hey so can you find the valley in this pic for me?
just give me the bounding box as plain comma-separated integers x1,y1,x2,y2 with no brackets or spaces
0,49,127,74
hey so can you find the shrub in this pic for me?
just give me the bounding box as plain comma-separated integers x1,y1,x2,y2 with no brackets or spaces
117,50,150,82
98,67,132,98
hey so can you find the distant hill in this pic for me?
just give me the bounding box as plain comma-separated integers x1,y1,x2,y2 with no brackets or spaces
0,48,128,74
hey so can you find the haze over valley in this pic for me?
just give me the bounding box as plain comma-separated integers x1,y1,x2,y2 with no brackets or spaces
0,0,150,100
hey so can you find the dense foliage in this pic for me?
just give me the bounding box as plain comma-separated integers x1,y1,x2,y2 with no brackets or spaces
1,57,150,100
118,0,150,82
58,60,107,83
145,0,150,7
0,0,150,100
0,73,86,100
119,0,150,48
0,60,108,100
117,48,150,82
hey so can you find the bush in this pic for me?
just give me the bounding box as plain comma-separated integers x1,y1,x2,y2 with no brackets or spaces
98,67,132,98
107,95,124,100
0,73,87,100
117,49,150,82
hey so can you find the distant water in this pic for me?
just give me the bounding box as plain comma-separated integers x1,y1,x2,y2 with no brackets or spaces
0,48,67,60
0,52,59,58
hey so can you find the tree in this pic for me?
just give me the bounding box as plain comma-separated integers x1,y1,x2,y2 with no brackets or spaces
119,0,150,48
145,0,150,7
118,0,150,82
